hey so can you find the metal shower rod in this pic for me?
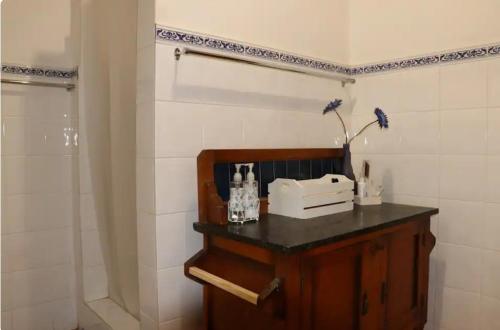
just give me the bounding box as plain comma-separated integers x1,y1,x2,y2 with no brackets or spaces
1,78,76,91
174,47,356,86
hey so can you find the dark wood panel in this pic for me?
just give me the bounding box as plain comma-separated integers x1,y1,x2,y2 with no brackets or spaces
207,148,343,163
301,243,365,330
197,148,343,224
385,221,421,330
209,287,285,330
209,236,274,265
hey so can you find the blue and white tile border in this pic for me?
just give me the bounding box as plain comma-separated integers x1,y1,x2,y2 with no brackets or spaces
156,25,351,75
4,27,496,80
351,45,500,75
156,25,500,76
1,64,78,79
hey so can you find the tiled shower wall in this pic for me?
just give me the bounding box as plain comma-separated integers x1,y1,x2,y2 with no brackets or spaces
1,84,78,330
136,36,350,328
1,1,81,329
351,57,500,330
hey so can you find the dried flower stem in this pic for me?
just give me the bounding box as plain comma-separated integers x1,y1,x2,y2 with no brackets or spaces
348,120,378,144
335,112,348,144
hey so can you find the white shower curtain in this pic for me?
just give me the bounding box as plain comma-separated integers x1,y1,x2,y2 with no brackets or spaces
79,0,139,318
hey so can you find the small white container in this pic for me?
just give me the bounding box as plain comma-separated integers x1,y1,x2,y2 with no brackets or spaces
357,178,367,198
268,174,354,219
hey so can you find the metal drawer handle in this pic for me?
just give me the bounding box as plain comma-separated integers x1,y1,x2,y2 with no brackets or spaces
189,266,281,306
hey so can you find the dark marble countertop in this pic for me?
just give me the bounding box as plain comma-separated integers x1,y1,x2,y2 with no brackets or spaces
194,203,439,254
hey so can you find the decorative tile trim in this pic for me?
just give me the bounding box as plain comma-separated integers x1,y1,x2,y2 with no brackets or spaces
349,55,441,75
156,25,500,77
156,26,351,75
1,64,78,79
350,45,499,75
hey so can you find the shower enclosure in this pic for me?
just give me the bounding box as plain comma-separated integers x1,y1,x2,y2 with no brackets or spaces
1,0,139,329
78,0,140,327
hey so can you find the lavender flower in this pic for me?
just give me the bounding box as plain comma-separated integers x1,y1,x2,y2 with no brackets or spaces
323,99,389,145
374,108,389,129
348,107,389,143
323,99,343,114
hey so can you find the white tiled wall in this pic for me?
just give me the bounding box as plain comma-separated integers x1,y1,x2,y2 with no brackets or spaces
351,57,500,330
348,0,500,66
137,1,159,329
136,38,350,329
1,84,78,330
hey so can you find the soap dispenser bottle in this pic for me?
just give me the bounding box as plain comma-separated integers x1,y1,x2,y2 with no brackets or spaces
228,164,245,223
243,163,260,221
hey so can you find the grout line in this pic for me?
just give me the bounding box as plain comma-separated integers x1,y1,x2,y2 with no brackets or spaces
434,241,500,255
438,285,481,296
1,115,79,120
159,317,183,327
154,209,198,217
2,296,76,313
2,262,74,275
154,97,333,112
387,192,500,205
436,240,496,252
1,225,73,236
1,153,78,157
1,154,76,158
480,293,500,302
137,208,158,216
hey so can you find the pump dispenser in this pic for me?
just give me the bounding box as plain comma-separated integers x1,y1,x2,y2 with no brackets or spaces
228,164,245,223
243,163,260,221
247,163,255,183
234,164,242,183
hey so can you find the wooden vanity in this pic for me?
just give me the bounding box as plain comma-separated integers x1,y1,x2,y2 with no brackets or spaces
186,149,438,330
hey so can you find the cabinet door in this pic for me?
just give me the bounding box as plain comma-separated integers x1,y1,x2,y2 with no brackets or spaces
301,240,388,330
385,221,428,330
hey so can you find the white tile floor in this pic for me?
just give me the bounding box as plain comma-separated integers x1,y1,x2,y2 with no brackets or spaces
87,298,140,330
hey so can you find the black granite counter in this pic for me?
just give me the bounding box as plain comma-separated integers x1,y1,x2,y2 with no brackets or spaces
194,203,438,254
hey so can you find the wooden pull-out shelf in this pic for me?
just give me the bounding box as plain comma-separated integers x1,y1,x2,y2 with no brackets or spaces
188,266,281,306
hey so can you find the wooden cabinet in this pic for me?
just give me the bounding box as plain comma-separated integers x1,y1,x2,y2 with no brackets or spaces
186,216,435,330
298,219,433,330
187,148,438,330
